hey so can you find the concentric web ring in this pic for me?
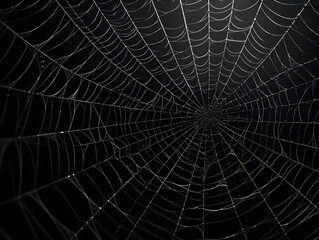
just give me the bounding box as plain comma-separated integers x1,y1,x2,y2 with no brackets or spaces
0,0,318,239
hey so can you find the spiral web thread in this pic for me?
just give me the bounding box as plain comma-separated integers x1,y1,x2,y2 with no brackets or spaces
0,0,319,239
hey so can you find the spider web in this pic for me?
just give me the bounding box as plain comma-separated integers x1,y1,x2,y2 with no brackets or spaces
0,0,319,239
